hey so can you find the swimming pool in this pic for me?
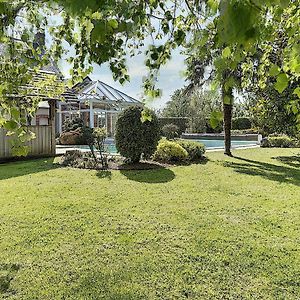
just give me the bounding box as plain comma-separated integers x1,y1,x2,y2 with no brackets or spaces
69,138,258,154
189,139,258,149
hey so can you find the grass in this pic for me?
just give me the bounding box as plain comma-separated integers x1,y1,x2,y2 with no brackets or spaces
0,148,299,299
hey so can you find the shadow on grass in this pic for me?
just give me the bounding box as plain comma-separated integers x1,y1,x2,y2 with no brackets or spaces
69,271,147,299
0,158,59,181
120,167,175,183
0,263,21,294
272,154,300,168
223,156,300,186
96,170,112,180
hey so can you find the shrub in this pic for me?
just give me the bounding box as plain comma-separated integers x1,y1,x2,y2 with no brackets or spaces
115,106,161,163
63,117,84,132
162,123,179,140
177,140,205,160
232,117,252,130
153,139,188,162
80,126,108,168
261,135,299,148
81,126,98,164
61,150,101,169
93,127,108,168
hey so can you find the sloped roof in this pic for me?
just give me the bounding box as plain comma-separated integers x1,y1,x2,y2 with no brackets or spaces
75,77,141,104
1,39,140,105
0,40,75,102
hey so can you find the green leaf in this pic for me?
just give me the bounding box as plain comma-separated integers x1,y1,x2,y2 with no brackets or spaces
269,64,280,76
210,110,223,129
174,30,186,46
293,87,300,98
11,145,30,157
274,73,289,93
10,108,20,120
0,117,6,126
150,52,159,60
140,109,153,123
223,95,232,105
108,19,118,30
279,0,290,8
222,47,231,59
3,120,18,131
207,0,219,13
291,103,298,114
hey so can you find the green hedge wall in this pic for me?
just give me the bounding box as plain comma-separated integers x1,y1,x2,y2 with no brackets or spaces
232,117,252,130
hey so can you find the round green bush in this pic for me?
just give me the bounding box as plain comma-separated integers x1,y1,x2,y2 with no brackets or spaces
115,106,161,163
153,139,188,162
177,140,205,160
162,123,180,140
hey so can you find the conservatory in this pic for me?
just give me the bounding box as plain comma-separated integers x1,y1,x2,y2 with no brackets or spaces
56,77,142,137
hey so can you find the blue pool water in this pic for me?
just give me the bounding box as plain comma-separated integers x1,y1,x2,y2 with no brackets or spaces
190,139,258,149
73,139,257,154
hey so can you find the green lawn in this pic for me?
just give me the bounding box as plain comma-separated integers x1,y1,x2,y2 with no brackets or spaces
0,148,299,299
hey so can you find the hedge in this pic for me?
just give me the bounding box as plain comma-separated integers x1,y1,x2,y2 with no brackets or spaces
232,117,252,130
261,135,300,148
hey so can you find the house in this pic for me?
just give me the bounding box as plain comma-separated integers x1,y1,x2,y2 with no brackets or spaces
56,76,142,137
1,34,142,160
0,36,76,159
0,68,70,160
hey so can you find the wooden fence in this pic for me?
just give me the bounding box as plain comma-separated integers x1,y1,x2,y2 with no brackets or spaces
0,125,55,161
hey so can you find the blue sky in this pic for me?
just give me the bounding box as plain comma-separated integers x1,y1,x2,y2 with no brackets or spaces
59,48,187,109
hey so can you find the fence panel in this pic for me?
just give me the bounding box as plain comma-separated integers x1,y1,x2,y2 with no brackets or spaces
0,126,54,160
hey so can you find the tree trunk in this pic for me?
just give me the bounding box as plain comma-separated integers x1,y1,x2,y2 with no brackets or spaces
222,82,233,156
223,103,233,156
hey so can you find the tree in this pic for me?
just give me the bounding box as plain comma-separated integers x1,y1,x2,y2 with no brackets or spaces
163,88,222,133
162,88,191,118
248,82,300,137
240,28,300,136
1,1,299,155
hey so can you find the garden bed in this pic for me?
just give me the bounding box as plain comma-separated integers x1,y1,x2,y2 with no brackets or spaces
58,150,206,170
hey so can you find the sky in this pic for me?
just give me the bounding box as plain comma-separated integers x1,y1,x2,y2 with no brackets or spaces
58,48,187,110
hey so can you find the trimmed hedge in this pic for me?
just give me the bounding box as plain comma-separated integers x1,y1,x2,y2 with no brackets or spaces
153,139,206,163
159,117,189,135
231,129,259,135
115,106,161,163
59,128,86,145
261,135,299,148
177,140,205,160
153,140,188,162
232,117,252,130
